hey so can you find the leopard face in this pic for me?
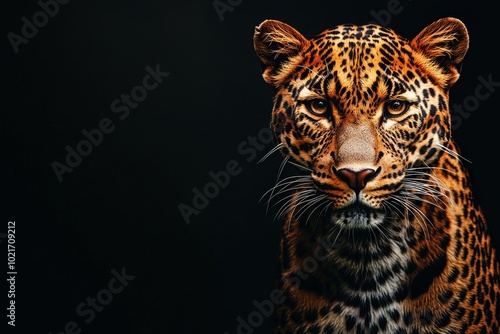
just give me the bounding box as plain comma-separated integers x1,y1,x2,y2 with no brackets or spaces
255,18,467,231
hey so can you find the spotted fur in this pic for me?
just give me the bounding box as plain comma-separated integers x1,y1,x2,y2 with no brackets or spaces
254,17,500,333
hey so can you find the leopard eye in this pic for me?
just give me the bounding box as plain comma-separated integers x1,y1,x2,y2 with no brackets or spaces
304,99,330,117
384,99,410,117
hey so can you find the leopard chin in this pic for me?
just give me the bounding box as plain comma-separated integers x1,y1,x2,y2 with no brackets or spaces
330,203,386,228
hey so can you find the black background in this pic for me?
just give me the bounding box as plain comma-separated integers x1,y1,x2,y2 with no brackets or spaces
1,1,499,333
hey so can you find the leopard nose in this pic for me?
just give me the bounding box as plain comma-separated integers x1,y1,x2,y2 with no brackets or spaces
334,167,380,193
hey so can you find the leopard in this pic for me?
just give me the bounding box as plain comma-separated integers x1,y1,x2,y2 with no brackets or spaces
253,17,500,333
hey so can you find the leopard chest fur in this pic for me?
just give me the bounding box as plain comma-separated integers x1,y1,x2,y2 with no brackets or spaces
276,213,470,334
277,220,416,334
318,237,412,333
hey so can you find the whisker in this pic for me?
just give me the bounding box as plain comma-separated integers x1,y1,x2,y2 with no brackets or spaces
271,188,316,212
260,174,310,202
386,192,432,239
400,190,446,211
304,196,331,226
295,194,329,223
287,160,313,172
404,166,456,209
262,156,291,213
258,142,284,164
402,195,433,236
436,143,472,164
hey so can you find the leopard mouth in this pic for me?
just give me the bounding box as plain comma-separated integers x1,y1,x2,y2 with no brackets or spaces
330,203,386,227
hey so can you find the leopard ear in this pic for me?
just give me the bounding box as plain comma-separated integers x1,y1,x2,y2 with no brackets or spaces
411,17,469,87
254,20,309,87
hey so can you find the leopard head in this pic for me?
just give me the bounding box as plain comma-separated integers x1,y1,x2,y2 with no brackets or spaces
254,18,468,228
